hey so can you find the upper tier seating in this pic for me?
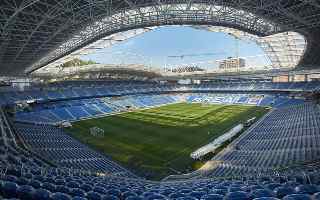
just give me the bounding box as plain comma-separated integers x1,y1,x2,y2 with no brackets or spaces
0,81,318,106
15,94,181,124
14,93,305,124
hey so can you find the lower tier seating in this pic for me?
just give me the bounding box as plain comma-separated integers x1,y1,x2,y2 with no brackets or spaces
1,162,320,200
2,100,320,200
206,103,320,178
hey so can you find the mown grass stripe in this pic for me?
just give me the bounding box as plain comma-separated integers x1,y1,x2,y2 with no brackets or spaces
66,103,269,180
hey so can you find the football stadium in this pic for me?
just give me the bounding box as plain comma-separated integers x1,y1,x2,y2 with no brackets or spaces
1,1,320,200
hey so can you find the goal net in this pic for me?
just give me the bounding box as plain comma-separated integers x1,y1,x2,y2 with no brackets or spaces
90,127,105,137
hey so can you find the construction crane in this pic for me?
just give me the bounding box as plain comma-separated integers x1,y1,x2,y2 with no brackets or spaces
165,52,226,72
167,52,226,59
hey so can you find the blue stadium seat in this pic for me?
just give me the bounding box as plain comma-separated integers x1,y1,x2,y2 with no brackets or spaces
56,185,71,194
253,198,280,200
176,197,198,200
144,193,167,200
93,186,107,195
169,192,185,199
125,196,143,200
295,185,319,194
67,181,80,189
122,191,138,199
250,189,275,199
2,181,19,198
29,180,42,189
273,186,295,198
72,196,88,200
80,184,93,192
16,177,29,186
225,191,249,200
201,194,224,200
107,189,121,197
17,185,35,200
33,188,51,200
102,195,119,200
313,192,320,200
283,194,312,200
51,192,72,200
266,183,282,190
70,188,86,197
86,191,102,200
189,191,206,199
42,182,56,192
212,188,228,195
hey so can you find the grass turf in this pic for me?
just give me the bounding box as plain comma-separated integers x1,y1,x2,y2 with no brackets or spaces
66,103,269,180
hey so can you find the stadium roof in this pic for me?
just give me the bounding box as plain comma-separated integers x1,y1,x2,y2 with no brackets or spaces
1,0,320,76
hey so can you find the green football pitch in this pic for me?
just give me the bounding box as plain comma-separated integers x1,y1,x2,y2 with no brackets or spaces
66,103,269,180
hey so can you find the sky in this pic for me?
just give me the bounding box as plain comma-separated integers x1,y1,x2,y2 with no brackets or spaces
81,26,269,70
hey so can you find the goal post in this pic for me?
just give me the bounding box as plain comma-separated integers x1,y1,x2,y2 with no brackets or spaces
201,99,211,107
90,127,105,137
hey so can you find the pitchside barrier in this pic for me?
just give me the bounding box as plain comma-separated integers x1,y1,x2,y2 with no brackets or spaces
190,124,244,159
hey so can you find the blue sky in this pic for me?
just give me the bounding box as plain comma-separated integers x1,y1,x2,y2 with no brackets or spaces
81,26,269,70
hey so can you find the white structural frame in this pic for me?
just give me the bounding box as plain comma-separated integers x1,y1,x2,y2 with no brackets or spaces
2,0,320,75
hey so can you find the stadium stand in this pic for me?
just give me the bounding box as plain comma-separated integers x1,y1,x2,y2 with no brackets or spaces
207,103,320,178
14,94,181,123
0,81,318,106
13,123,135,178
1,81,320,200
13,92,304,124
1,105,320,200
3,0,320,197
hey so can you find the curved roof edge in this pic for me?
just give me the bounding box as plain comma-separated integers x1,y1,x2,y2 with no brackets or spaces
25,3,279,74
32,26,307,77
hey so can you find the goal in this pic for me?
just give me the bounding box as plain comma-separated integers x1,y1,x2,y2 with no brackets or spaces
90,127,105,137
